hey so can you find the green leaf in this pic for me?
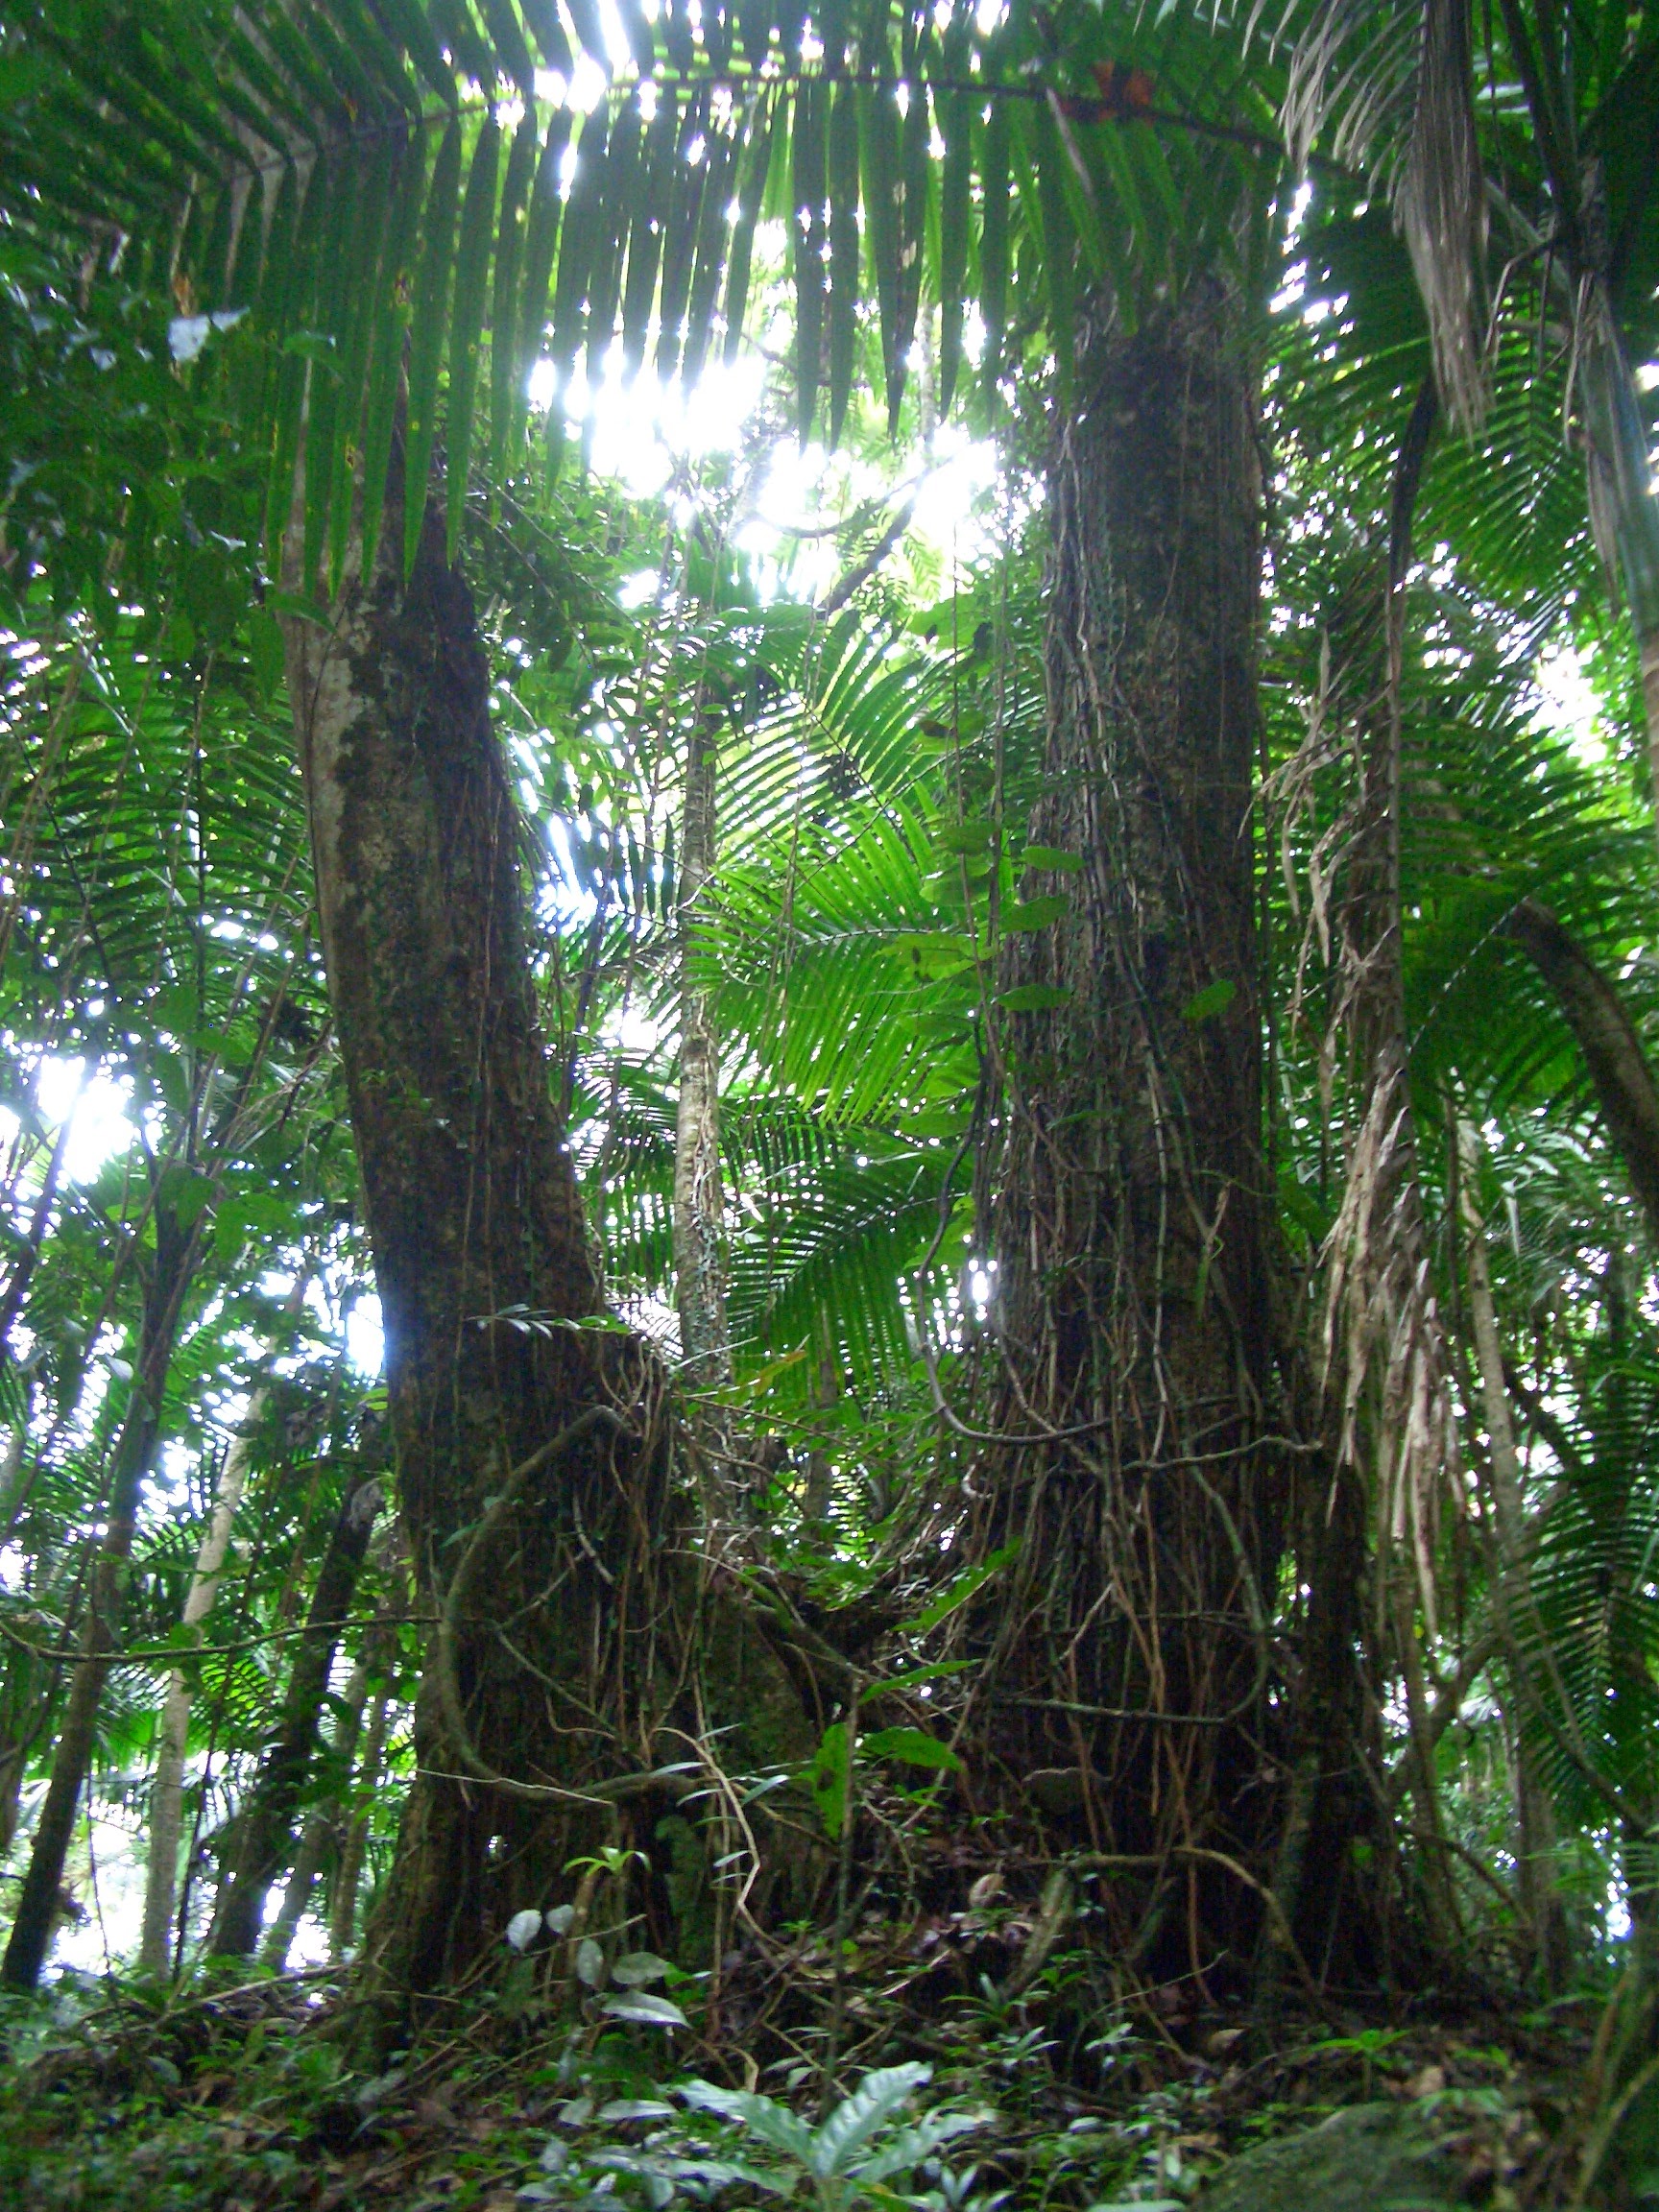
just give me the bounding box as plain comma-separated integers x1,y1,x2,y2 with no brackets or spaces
889,931,975,978
548,100,611,397
805,1718,853,1839
1031,100,1076,413
654,88,709,382
934,818,994,854
489,108,541,492
898,1542,1019,1635
826,78,859,444
854,2109,984,2184
519,0,572,70
937,83,972,416
601,1990,689,2028
361,135,427,583
404,116,464,578
332,0,424,116
859,1726,961,1773
892,65,929,432
810,2064,932,2177
859,81,902,428
1022,845,1082,872
624,88,681,378
978,98,1009,407
429,0,496,84
247,611,285,701
681,2080,818,2165
477,0,537,93
998,982,1069,1012
1002,895,1070,933
585,93,645,388
681,123,738,391
723,90,775,367
262,160,328,572
323,138,391,593
610,1950,672,1985
446,115,501,562
1181,979,1237,1022
792,79,826,443
512,109,571,460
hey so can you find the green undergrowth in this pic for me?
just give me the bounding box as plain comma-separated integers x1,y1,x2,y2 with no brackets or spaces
0,1953,1596,2212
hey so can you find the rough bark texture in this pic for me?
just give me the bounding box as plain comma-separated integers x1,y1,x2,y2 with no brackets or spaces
280,477,684,2001
207,1473,377,1958
961,284,1304,1980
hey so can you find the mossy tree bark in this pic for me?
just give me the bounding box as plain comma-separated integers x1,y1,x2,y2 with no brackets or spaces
280,476,681,2002
965,283,1370,1987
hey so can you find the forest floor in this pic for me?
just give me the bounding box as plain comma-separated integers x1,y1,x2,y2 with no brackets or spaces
0,1950,1601,2211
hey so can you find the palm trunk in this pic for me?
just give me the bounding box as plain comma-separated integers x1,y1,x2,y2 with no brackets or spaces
278,463,677,2002
139,1279,308,1976
673,710,732,1395
970,281,1296,1974
206,1473,378,1958
2,1207,196,1990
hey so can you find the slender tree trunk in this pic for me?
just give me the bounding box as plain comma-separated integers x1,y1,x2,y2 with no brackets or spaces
0,1401,33,1551
261,1632,376,1970
967,282,1300,1979
2,1207,196,1990
207,1472,379,1958
1455,1119,1571,1989
673,710,732,1394
330,1665,394,1958
139,1278,308,1976
1503,900,1659,1248
0,1099,76,1358
278,466,679,2002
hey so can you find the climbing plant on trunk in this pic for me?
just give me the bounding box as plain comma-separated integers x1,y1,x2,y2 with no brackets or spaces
958,281,1372,1987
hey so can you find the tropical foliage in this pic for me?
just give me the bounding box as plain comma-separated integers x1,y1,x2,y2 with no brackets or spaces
1,0,1658,2199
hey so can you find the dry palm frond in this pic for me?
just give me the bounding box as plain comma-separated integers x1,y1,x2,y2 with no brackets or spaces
1271,0,1488,433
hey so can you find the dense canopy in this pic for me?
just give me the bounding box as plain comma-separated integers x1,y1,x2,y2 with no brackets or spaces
1,0,1658,2202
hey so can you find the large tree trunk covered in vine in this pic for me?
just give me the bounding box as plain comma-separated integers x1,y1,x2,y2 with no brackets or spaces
965,283,1368,1989
279,478,684,2002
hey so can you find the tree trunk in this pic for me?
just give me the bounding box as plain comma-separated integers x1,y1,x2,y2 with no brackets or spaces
673,710,732,1394
1455,1119,1571,1990
279,469,680,2003
139,1279,308,1976
1503,899,1659,1248
2,1206,196,1990
330,1671,394,1959
207,1472,378,1958
261,1631,376,1970
965,282,1301,1980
